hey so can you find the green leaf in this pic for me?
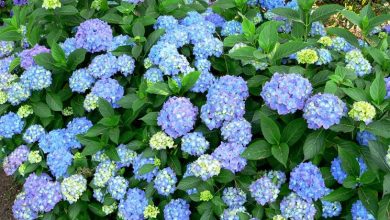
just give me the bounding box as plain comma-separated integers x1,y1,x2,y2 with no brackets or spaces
46,93,63,111
370,73,386,104
215,169,235,183
67,49,86,70
180,71,200,94
241,140,271,160
139,112,158,126
212,0,236,9
56,5,78,15
281,118,306,146
223,35,246,47
33,53,58,71
144,29,165,54
228,46,257,60
368,14,390,33
272,41,310,61
81,142,103,156
358,187,378,216
8,57,20,72
109,127,120,144
32,102,53,118
384,174,390,195
378,195,390,220
360,171,376,184
271,143,289,167
338,147,360,177
98,98,115,118
322,187,355,202
271,8,301,21
251,206,264,219
259,112,280,145
177,176,202,190
366,47,388,66
0,27,22,41
146,82,171,96
311,4,343,22
303,130,326,160
330,118,355,133
105,145,120,161
242,17,255,37
98,115,120,127
132,21,145,36
258,21,280,53
88,203,106,217
340,10,362,27
367,119,390,139
327,27,360,48
50,43,66,64
101,13,123,24
138,164,156,175
342,88,369,101
368,140,390,172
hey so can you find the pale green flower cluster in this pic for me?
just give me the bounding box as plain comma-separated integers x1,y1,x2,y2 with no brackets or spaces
348,101,376,124
149,131,175,150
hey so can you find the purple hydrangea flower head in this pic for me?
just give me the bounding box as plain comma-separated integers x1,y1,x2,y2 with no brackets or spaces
0,41,14,58
289,162,326,201
118,188,148,220
189,154,221,180
75,19,113,53
47,148,73,178
7,82,31,106
193,37,223,59
13,0,28,5
222,187,246,208
88,53,118,79
207,75,249,102
154,167,177,196
38,129,80,153
69,68,95,93
116,144,137,168
117,54,135,76
164,199,191,220
249,176,279,205
122,0,144,4
181,132,209,156
351,200,375,220
66,117,93,136
20,66,52,90
133,155,158,182
92,160,117,187
158,96,198,138
384,24,390,33
330,157,367,185
144,68,164,83
109,35,134,51
202,8,225,27
107,176,129,200
12,193,38,220
19,45,50,69
23,124,45,144
191,71,215,93
221,21,243,36
280,193,316,220
303,93,347,129
321,189,342,218
60,38,77,56
212,142,247,173
310,22,326,36
0,112,24,138
385,77,390,99
221,118,252,146
316,48,332,65
3,145,29,176
91,78,124,108
261,73,312,115
356,131,376,146
154,16,179,30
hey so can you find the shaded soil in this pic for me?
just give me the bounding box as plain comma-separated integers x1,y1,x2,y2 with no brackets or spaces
0,170,20,220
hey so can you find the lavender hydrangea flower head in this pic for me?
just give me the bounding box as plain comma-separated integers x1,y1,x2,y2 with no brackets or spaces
117,54,135,76
107,176,129,200
19,45,50,69
0,112,24,138
23,124,45,144
249,176,280,205
60,38,77,56
92,160,117,187
158,96,198,138
69,68,95,93
12,193,38,220
13,0,28,5
47,148,73,178
303,93,347,129
118,188,148,220
280,193,316,220
321,189,342,218
0,41,14,58
202,8,225,27
289,162,326,201
221,21,243,36
153,167,177,196
351,200,375,220
261,73,312,115
222,187,246,208
7,82,31,106
91,78,124,108
330,157,367,185
266,170,287,188
189,154,221,180
212,142,247,173
75,19,113,53
3,145,29,176
61,174,87,203
88,53,118,79
164,199,191,220
356,131,376,146
20,66,52,90
181,132,209,156
221,118,252,146
133,155,158,182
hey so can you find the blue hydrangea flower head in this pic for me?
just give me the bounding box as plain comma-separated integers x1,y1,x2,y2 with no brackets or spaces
60,174,87,203
330,37,355,52
20,66,52,90
0,55,15,73
0,112,24,138
212,142,247,173
153,167,177,196
109,35,134,51
164,199,191,220
144,68,164,83
221,118,252,146
181,132,210,156
88,53,118,79
202,8,226,27
91,78,124,108
259,0,285,10
154,16,179,30
351,200,375,220
116,144,137,168
321,189,342,218
310,22,326,36
38,129,80,153
249,176,280,205
92,160,117,187
107,176,129,200
13,193,38,220
221,207,249,220
2,145,29,176
191,71,216,93
158,96,198,138
19,45,50,69
280,193,316,220
289,162,326,201
69,68,95,93
66,117,93,136
75,19,113,53
330,157,367,185
133,155,158,182
159,25,190,48
266,170,287,188
261,73,312,115
303,93,347,129
193,37,223,59
385,77,390,99
7,82,31,106
117,54,135,76
222,187,246,208
189,154,221,180
356,131,376,146
0,41,14,58
60,38,77,56
118,188,148,220
316,48,332,65
221,21,243,36
47,148,73,178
